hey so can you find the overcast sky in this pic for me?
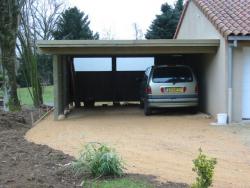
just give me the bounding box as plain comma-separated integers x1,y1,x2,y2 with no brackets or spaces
69,0,176,39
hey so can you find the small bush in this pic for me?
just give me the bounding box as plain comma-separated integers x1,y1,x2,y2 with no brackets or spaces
191,149,217,188
72,143,124,178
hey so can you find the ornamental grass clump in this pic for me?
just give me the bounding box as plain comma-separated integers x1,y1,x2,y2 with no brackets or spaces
72,143,124,178
192,148,217,188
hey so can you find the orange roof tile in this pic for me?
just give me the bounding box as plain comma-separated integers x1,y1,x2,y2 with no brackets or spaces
174,0,250,38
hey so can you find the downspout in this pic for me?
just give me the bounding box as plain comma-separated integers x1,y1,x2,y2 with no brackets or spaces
227,40,237,123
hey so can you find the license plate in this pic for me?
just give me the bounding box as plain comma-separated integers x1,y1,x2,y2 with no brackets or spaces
165,87,184,93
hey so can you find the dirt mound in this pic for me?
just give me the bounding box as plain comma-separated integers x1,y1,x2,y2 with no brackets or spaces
0,111,27,131
0,109,81,188
0,131,79,187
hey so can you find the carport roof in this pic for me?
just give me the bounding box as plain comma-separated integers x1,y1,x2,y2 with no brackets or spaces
37,39,219,55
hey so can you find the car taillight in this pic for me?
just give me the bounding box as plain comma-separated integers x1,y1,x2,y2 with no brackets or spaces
195,84,198,94
160,87,164,93
145,87,152,94
183,87,187,93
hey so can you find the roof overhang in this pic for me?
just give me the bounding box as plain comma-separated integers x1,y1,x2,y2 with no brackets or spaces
37,39,220,55
228,36,250,41
228,36,250,46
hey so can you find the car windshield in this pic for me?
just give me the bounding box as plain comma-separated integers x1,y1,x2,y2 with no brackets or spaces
152,66,193,83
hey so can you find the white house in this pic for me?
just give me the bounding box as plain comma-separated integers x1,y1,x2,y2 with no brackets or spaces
174,0,250,122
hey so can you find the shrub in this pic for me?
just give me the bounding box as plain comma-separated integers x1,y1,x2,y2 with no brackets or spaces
72,143,124,178
191,148,217,188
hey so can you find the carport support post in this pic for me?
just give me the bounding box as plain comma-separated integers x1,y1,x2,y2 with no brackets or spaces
62,56,69,111
53,55,64,120
112,56,118,103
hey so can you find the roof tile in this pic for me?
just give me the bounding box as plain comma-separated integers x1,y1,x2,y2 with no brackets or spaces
193,0,250,37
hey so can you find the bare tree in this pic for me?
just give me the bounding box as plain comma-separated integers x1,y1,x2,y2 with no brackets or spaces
16,0,64,107
0,0,25,111
17,0,42,107
101,28,115,40
32,0,64,40
133,23,144,40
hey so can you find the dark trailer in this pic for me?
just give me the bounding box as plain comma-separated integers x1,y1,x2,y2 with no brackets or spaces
73,56,153,107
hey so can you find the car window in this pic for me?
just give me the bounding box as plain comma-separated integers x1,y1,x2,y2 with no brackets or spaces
152,67,193,83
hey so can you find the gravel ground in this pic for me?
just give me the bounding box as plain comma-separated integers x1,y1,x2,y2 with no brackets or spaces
26,106,250,188
0,107,186,188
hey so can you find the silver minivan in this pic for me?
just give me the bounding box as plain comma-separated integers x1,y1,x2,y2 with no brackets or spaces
141,65,199,115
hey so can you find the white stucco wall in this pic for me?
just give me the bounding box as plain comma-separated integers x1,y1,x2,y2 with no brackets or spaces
177,1,220,39
232,47,243,122
232,46,250,122
176,0,228,117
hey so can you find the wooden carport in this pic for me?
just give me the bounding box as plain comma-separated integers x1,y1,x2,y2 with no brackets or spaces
37,39,219,120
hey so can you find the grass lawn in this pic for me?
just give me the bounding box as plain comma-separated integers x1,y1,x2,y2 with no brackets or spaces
17,85,54,106
84,178,153,188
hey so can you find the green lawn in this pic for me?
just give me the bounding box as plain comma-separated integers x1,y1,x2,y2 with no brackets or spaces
17,85,54,106
84,178,153,188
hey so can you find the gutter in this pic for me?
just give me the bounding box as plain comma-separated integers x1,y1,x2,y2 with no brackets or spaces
228,36,250,41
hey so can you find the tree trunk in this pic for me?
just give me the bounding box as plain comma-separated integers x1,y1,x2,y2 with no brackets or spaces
1,42,21,111
0,0,22,111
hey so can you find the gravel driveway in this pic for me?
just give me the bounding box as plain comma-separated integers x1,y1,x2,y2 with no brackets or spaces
25,106,250,187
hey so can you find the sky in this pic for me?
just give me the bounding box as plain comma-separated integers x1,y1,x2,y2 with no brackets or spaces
69,0,176,39
74,57,154,71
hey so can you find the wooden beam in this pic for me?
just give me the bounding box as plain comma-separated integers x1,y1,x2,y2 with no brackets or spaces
37,39,220,56
39,46,218,55
37,39,220,47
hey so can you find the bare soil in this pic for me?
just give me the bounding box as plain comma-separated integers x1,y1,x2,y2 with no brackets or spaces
0,109,80,188
26,106,250,188
0,107,185,188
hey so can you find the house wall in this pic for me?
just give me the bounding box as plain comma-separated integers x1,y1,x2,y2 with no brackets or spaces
232,47,243,122
232,45,250,122
176,0,228,117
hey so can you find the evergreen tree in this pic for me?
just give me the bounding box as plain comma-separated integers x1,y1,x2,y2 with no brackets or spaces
145,0,184,39
53,7,99,40
175,0,184,13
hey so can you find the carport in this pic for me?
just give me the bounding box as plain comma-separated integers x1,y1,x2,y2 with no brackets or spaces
37,39,219,120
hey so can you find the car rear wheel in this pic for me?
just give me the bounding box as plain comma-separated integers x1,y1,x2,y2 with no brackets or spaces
189,106,198,114
144,101,151,116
